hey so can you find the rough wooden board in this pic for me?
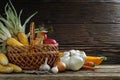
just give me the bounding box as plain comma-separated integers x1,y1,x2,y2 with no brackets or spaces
1,1,120,24
50,24,120,45
0,65,119,80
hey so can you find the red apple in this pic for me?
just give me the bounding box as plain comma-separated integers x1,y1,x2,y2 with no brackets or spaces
44,39,57,44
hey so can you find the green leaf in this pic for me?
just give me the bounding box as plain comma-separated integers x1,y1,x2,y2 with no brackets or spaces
22,12,38,32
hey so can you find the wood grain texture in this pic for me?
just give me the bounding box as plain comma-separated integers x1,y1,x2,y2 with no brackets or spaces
1,0,120,24
22,2,120,24
0,65,120,80
50,24,120,45
4,0,120,2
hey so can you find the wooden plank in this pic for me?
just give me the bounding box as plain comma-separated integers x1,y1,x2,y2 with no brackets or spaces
20,2,120,24
95,65,120,72
0,65,119,80
49,24,120,46
1,1,120,24
4,0,120,3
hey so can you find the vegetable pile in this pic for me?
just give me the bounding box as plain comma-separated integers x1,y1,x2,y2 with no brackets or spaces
59,49,107,71
0,0,107,74
0,1,57,53
0,0,58,73
0,0,37,73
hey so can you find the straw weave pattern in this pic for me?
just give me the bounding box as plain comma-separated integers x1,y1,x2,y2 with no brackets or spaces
7,44,59,70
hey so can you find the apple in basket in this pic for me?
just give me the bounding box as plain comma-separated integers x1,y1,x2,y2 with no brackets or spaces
44,38,57,44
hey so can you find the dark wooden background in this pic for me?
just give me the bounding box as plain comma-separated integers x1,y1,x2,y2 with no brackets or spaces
0,0,120,64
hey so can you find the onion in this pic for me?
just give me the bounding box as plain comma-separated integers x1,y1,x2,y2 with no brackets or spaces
54,61,66,72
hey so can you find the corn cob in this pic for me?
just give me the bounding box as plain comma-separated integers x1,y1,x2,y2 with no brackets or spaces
7,37,23,46
0,53,9,65
12,35,19,41
17,32,29,46
0,64,13,73
7,63,22,72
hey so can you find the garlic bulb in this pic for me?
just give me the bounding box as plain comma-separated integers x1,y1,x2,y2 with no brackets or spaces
51,66,58,74
39,58,50,71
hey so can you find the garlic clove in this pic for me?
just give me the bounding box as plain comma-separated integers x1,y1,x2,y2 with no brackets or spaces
39,64,50,71
39,58,51,71
51,66,58,74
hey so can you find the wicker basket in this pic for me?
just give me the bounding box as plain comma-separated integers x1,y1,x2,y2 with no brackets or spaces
7,22,60,70
7,44,59,70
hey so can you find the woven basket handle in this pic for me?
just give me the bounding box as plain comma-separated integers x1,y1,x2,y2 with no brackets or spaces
29,22,35,54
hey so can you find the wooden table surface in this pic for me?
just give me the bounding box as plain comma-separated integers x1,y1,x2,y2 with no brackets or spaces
0,65,119,80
